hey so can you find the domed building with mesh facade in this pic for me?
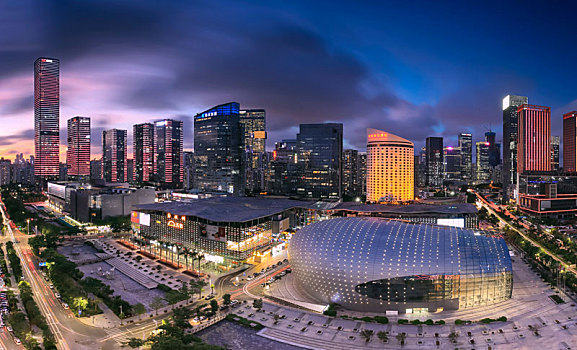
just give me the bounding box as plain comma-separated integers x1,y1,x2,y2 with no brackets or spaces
288,217,513,313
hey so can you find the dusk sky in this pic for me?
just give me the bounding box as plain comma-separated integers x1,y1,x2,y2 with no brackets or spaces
1,0,577,160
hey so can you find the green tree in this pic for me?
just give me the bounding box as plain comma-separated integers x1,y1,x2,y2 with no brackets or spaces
222,293,231,305
396,332,406,346
377,331,389,343
123,338,146,348
133,303,146,320
210,299,219,314
150,297,166,316
252,298,263,311
360,329,373,343
73,297,89,316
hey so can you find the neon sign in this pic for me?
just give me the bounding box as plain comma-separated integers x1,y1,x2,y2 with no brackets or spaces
167,213,185,229
167,221,183,229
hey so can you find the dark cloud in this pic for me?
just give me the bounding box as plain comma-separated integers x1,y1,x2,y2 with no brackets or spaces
2,0,576,157
0,129,34,146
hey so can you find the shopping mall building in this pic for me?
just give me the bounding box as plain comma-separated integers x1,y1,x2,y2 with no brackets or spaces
131,197,480,270
289,217,513,313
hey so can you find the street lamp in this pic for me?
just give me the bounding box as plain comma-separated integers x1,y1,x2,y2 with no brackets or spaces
26,219,30,235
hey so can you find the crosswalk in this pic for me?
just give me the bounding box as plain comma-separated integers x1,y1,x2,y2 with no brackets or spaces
104,328,141,345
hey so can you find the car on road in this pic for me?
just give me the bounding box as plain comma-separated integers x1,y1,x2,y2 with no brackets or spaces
54,292,60,299
13,338,21,345
247,276,254,281
205,295,215,300
6,326,12,332
49,284,54,289
62,303,69,309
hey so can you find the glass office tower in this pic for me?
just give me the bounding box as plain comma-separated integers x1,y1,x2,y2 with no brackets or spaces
154,119,183,187
34,57,60,181
102,129,127,183
296,123,343,199
194,102,243,195
66,116,91,180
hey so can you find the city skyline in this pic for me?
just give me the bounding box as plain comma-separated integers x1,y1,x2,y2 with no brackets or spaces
2,1,577,160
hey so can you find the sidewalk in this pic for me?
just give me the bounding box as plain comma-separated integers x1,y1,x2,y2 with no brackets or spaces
77,301,121,328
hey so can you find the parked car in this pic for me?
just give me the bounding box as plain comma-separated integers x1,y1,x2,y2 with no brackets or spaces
62,303,69,310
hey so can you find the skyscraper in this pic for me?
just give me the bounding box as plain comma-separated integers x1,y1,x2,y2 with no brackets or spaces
133,123,155,183
551,135,560,172
66,116,91,180
268,139,299,195
154,119,183,187
476,141,490,182
517,104,551,174
0,159,11,186
502,94,529,199
425,137,443,188
34,57,60,181
485,131,501,167
342,149,361,198
563,111,577,172
296,123,343,199
239,109,266,194
102,129,127,183
366,129,414,202
194,102,243,195
443,146,461,180
458,133,473,182
183,151,194,189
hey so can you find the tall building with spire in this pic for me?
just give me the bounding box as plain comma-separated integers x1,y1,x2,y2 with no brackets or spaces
366,129,414,202
34,57,60,182
66,116,91,180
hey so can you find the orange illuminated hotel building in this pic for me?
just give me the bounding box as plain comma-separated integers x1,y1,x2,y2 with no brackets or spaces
366,128,414,203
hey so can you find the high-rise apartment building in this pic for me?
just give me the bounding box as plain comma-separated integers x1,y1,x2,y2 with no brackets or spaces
476,142,490,182
0,159,11,186
194,102,243,195
502,95,529,199
517,104,551,174
458,133,473,182
296,123,343,199
443,146,461,180
425,137,444,188
239,109,266,194
34,57,60,181
551,136,560,172
133,123,155,183
342,149,361,198
366,129,414,202
154,119,183,187
66,116,91,179
563,111,577,172
102,129,127,183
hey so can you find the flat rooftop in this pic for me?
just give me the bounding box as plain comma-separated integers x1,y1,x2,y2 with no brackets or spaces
333,202,478,214
136,198,477,223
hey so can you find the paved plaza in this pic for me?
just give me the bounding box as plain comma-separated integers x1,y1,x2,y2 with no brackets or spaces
241,247,577,350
